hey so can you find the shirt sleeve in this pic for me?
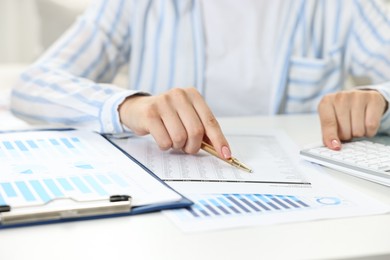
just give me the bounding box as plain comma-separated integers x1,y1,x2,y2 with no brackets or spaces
347,0,390,133
10,0,140,133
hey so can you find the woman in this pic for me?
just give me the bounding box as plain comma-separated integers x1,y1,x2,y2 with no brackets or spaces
11,0,390,159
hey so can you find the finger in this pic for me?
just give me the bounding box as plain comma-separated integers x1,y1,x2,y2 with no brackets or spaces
318,96,341,150
187,88,231,159
148,117,173,151
163,89,204,153
365,94,385,137
176,103,205,154
161,113,188,150
350,94,367,138
158,96,189,150
333,95,352,141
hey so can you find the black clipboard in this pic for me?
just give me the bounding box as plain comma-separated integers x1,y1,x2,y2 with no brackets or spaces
0,128,192,229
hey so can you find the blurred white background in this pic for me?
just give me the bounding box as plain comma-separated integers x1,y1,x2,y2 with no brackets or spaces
0,0,134,109
0,0,91,108
0,0,91,64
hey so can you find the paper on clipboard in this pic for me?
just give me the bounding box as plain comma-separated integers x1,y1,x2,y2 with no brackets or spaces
0,129,188,227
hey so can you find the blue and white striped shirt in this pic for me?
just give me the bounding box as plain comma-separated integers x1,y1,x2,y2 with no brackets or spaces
10,0,390,133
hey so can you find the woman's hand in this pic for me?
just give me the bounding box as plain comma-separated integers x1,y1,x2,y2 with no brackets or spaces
318,89,388,150
118,87,231,159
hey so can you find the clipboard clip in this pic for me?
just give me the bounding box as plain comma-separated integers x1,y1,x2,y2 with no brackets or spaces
0,195,132,226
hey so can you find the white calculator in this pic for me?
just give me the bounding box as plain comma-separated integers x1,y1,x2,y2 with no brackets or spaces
300,135,390,186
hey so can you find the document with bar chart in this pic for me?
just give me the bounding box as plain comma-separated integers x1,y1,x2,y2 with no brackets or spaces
157,130,390,232
164,186,390,232
111,130,390,231
163,153,390,232
0,129,187,227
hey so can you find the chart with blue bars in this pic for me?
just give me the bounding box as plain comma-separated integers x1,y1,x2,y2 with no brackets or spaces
0,131,133,207
171,193,342,220
0,172,132,207
0,132,102,166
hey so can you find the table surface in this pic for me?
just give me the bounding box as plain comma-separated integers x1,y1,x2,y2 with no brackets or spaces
0,113,389,260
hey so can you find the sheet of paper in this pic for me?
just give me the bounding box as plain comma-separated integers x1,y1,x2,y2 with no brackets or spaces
0,130,181,208
112,131,310,185
163,156,390,232
112,130,389,232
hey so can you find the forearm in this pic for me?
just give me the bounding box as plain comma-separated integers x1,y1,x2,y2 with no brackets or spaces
10,65,141,133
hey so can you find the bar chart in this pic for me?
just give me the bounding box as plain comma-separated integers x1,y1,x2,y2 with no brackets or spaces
182,194,312,218
0,129,188,227
0,130,151,208
164,192,353,232
0,173,131,206
0,135,87,162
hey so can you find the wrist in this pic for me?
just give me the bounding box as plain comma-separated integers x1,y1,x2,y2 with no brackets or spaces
118,94,149,130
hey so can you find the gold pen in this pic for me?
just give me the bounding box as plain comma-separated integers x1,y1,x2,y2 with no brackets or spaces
200,141,253,173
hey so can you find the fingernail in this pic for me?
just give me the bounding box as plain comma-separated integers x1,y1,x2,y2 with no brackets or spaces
331,139,341,150
221,146,231,159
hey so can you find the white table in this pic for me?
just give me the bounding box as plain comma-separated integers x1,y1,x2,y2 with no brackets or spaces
1,114,389,260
